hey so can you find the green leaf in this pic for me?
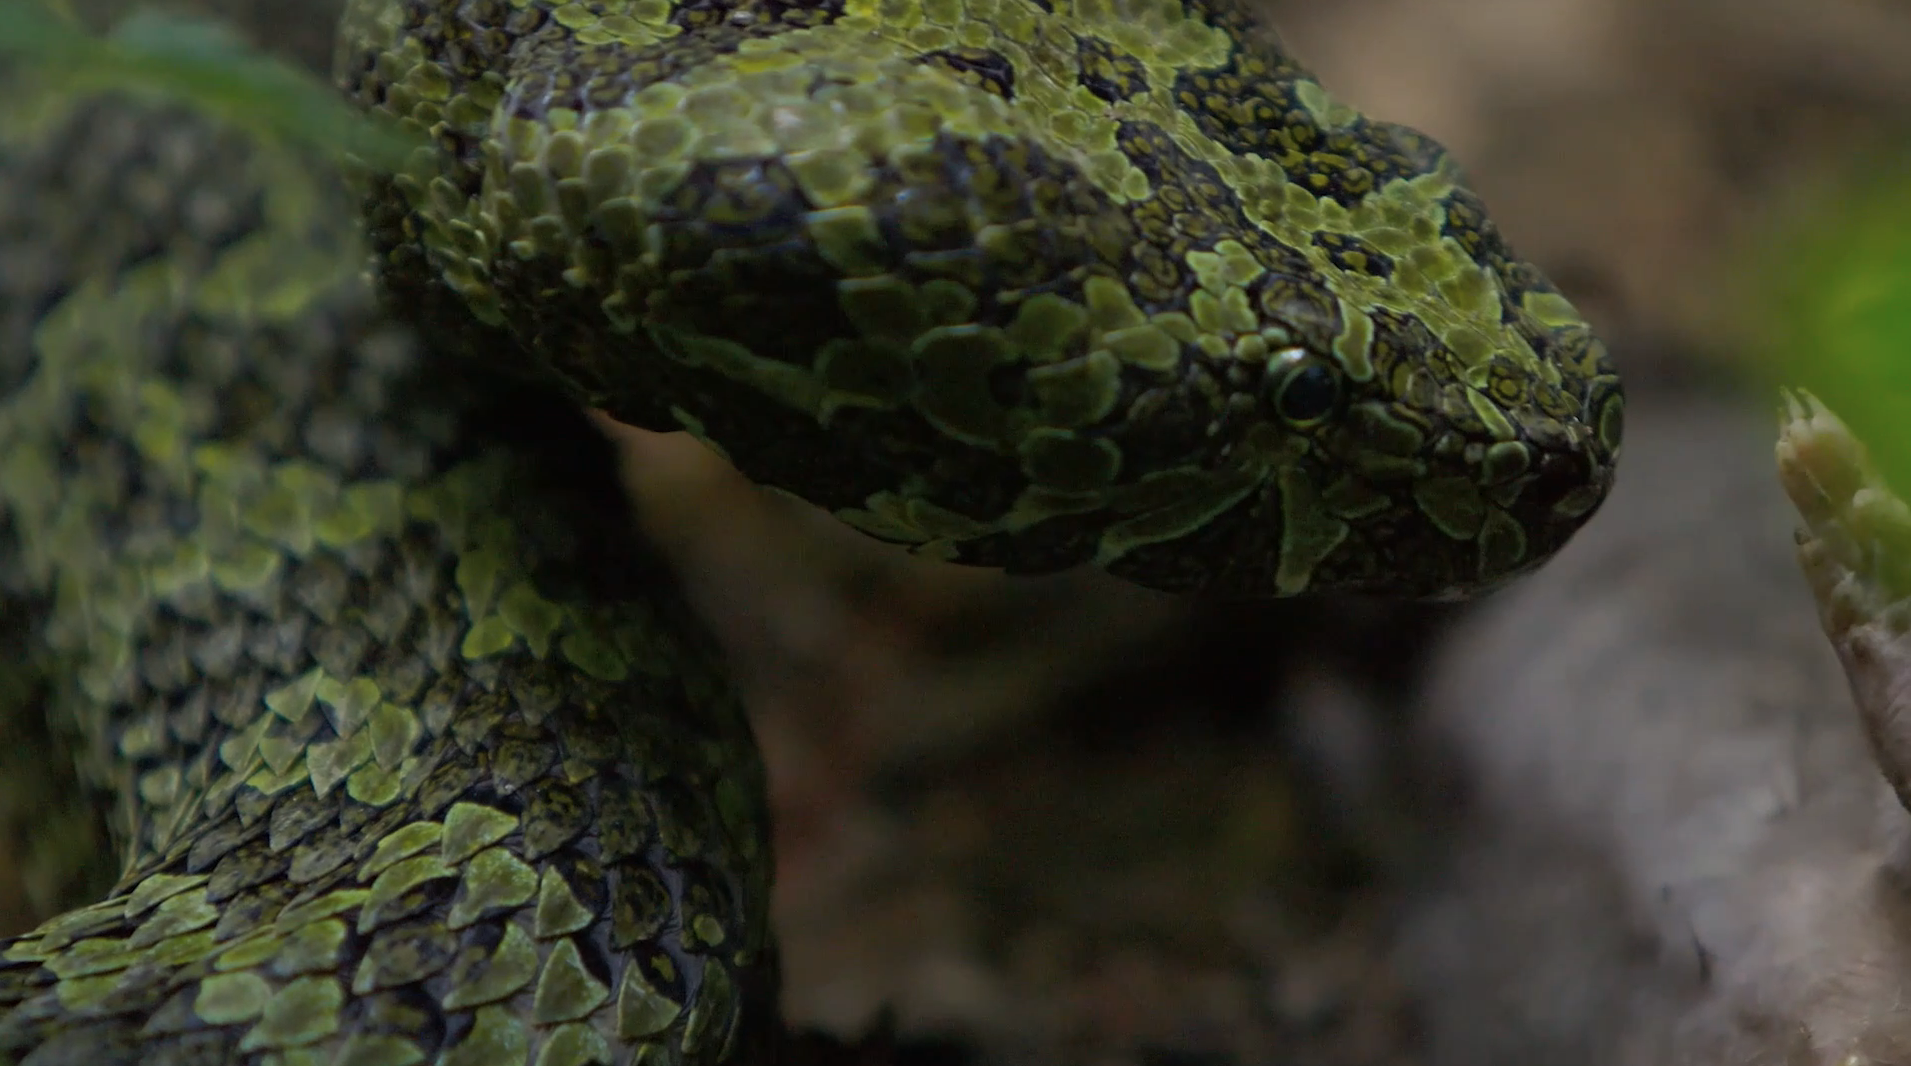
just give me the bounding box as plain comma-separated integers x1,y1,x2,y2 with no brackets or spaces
1747,151,1911,491
0,0,425,170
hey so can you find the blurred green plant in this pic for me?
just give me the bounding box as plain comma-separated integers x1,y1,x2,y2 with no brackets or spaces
1751,155,1911,489
0,0,423,169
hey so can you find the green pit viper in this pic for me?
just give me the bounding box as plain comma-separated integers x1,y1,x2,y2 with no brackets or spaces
0,0,1624,1062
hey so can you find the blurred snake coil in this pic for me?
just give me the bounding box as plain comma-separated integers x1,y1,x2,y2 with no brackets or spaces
0,0,1624,1063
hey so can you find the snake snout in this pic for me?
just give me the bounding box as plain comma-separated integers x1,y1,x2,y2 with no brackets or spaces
1260,359,1622,600
1440,371,1623,593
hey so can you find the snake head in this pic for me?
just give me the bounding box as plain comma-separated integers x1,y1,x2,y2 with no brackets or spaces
337,0,1621,601
1161,270,1624,600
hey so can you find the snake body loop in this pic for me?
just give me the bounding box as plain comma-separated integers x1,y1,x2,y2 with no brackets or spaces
0,2,1619,1063
0,93,776,1066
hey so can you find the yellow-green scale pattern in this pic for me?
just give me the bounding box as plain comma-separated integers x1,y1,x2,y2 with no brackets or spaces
336,0,1624,600
0,93,775,1066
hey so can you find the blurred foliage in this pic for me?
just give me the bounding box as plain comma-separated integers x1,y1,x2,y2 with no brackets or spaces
0,0,422,168
1751,152,1911,487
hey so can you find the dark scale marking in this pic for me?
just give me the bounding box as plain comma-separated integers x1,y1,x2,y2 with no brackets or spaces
1075,35,1149,102
1311,231,1393,278
671,0,848,30
1106,376,1235,480
1365,308,1455,398
1168,34,1461,211
1114,120,1320,310
920,48,1017,99
1435,183,1501,265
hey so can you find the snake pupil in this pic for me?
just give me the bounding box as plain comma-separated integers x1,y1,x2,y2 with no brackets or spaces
1272,356,1341,426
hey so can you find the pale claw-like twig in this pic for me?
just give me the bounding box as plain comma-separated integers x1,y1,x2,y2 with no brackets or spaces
1777,388,1911,815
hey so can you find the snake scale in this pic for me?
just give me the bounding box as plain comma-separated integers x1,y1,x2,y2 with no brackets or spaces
0,0,1623,1062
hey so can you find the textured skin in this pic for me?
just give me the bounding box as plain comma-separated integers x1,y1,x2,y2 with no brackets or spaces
0,0,1624,1062
334,0,1624,600
0,92,775,1066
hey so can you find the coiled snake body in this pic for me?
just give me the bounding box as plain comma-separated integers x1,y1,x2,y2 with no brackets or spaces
0,1,1622,1062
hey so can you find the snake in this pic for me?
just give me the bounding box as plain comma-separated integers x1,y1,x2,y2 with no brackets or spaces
0,0,1623,1062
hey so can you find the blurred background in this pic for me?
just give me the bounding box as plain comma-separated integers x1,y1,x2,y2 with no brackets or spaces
7,1,1911,1062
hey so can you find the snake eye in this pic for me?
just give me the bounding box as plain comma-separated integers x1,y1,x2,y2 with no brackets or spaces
1267,348,1341,427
